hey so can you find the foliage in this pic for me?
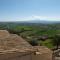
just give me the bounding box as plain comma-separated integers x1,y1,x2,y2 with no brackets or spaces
29,39,38,46
52,35,60,49
0,22,60,49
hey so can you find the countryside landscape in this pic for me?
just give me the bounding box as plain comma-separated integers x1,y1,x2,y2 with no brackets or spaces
0,0,60,60
0,21,60,60
0,21,60,49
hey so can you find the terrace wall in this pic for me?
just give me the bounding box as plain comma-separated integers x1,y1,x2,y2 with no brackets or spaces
0,51,52,60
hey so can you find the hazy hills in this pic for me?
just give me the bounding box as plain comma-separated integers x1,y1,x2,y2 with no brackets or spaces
0,20,60,24
25,20,60,24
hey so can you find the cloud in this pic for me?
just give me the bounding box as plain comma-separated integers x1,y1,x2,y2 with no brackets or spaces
20,15,60,21
32,15,60,21
0,15,60,21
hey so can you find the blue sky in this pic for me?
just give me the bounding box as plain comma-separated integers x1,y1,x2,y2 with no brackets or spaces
0,0,60,21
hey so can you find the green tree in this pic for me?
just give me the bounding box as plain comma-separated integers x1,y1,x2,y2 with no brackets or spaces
52,34,60,50
29,39,38,46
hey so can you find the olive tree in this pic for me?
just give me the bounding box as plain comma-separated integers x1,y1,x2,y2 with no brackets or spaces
52,34,60,50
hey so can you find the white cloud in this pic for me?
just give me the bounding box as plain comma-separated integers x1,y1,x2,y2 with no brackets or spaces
19,15,60,21
0,15,60,21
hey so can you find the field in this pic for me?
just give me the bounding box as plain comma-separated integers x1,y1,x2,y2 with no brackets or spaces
0,22,60,49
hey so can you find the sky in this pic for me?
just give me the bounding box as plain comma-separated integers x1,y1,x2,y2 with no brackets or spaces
0,0,60,21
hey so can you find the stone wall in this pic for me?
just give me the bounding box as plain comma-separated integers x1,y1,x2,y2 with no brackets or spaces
32,52,52,60
0,52,33,60
0,51,52,60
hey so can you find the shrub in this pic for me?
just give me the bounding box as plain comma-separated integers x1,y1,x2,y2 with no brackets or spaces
29,39,38,46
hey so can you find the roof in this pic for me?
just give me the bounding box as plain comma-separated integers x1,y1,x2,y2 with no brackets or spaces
33,46,52,54
0,30,33,53
0,30,10,39
0,30,52,54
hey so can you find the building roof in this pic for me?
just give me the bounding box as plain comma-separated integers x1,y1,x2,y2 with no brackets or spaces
0,30,10,39
0,30,52,54
33,46,52,54
0,30,33,53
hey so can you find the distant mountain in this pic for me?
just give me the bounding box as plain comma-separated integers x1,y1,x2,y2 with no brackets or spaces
25,20,60,24
0,20,60,24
